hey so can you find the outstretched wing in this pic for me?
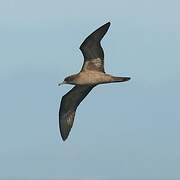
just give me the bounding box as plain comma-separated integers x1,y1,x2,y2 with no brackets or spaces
59,85,94,141
80,22,110,72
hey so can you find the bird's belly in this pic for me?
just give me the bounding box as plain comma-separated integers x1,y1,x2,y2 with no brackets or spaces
76,71,111,85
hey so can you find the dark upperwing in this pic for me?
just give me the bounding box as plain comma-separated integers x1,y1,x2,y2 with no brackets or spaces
59,85,94,141
80,22,110,72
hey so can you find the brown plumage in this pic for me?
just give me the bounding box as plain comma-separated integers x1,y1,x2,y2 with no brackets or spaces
59,22,130,141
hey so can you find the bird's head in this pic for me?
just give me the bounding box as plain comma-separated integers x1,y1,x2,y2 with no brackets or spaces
58,75,76,86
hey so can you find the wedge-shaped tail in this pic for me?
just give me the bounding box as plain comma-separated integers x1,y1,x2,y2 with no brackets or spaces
111,76,131,83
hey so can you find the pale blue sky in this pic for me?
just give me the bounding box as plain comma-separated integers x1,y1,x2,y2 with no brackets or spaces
0,0,180,179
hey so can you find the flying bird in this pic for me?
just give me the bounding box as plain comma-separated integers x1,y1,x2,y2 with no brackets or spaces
58,22,130,141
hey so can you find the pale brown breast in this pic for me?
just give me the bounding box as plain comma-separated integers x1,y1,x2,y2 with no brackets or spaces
74,71,112,85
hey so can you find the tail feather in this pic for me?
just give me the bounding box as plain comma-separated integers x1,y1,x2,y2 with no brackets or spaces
111,76,131,82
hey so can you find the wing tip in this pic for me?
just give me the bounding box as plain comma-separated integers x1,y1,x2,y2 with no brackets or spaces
96,21,111,35
104,21,111,28
61,134,68,141
60,126,70,141
59,109,75,141
79,21,111,50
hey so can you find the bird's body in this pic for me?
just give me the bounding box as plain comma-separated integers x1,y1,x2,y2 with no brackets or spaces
59,22,130,141
64,71,130,85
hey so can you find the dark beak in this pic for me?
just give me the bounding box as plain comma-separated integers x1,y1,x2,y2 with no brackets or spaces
58,81,66,86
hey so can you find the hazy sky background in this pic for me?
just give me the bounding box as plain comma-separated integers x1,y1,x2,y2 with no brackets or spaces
0,0,180,179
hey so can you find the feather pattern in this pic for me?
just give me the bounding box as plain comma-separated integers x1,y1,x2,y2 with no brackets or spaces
59,85,94,141
80,22,110,72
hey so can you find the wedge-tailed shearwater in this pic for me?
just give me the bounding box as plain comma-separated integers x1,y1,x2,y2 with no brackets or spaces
58,22,130,141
